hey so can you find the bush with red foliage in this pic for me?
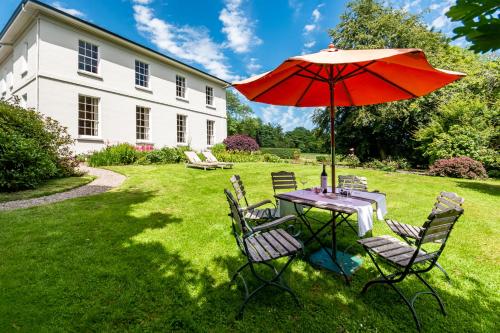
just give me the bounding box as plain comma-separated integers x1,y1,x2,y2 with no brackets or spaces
223,135,259,152
429,156,487,179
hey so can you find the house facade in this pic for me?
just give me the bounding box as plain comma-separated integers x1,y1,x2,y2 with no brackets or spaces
0,0,228,154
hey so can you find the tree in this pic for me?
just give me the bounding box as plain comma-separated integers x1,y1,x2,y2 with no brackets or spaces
446,0,500,53
226,89,255,136
312,0,499,167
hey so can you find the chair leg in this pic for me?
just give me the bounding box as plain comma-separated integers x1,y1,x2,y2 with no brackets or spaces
236,255,299,318
435,262,451,283
361,250,421,331
413,272,446,316
230,262,250,284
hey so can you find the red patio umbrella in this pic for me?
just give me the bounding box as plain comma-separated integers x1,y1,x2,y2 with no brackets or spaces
232,44,466,191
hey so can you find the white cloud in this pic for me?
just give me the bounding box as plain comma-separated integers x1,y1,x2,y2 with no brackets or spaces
132,4,239,81
303,4,324,35
312,8,321,22
303,24,316,33
246,57,262,75
219,0,262,54
431,2,453,30
429,3,441,10
304,40,316,48
133,0,153,4
52,2,85,18
261,105,314,131
288,0,303,17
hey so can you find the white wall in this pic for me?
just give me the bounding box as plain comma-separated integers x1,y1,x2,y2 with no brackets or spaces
0,21,38,108
36,17,226,153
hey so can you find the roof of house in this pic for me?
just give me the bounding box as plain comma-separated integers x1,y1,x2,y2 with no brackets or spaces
0,0,230,86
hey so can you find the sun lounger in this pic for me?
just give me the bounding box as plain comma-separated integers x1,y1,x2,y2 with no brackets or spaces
184,151,218,170
202,151,234,169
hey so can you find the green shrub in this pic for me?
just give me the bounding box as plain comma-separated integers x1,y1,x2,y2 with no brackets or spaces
260,148,300,159
342,154,361,168
88,143,139,166
210,143,226,154
144,147,187,164
316,155,327,163
213,151,263,163
363,158,411,172
89,145,189,166
262,153,281,163
0,100,76,191
429,156,487,179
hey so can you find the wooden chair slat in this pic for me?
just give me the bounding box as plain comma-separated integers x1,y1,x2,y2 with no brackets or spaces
261,232,289,256
254,234,281,259
275,229,302,250
246,237,271,262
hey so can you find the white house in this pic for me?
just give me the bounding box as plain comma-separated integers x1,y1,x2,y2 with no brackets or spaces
0,0,228,154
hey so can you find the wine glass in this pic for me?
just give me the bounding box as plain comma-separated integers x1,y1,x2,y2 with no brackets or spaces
299,176,308,189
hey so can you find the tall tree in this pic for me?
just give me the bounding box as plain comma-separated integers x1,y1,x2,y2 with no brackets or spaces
226,89,255,136
446,0,500,53
313,0,498,166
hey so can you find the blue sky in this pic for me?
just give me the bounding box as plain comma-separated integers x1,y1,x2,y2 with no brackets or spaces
1,0,464,131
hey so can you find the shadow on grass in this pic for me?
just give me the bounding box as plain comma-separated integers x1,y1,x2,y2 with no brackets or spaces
455,180,500,196
0,191,497,332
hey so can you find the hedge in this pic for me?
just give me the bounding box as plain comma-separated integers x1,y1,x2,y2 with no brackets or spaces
260,148,300,159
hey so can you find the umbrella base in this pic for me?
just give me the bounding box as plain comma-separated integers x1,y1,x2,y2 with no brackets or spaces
309,248,363,277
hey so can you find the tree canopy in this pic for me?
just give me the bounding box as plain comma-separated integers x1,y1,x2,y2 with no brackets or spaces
446,0,500,53
309,0,498,171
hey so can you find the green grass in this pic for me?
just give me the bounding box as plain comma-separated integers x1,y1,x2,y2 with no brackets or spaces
0,175,95,203
0,163,498,332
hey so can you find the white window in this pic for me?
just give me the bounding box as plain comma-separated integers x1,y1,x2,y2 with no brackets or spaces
21,93,27,108
0,77,5,96
136,106,150,141
177,114,187,143
78,95,99,136
78,40,99,74
206,86,214,105
176,75,186,98
21,42,28,75
135,60,149,87
207,120,215,146
7,69,13,90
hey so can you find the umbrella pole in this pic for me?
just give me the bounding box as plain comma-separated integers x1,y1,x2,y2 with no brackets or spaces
329,81,336,194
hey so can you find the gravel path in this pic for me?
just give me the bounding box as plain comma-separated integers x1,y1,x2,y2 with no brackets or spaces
0,165,126,211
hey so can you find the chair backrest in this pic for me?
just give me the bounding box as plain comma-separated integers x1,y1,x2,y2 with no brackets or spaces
225,189,251,250
338,175,368,191
184,151,202,163
431,191,464,216
203,151,218,163
230,175,249,206
418,206,464,247
271,171,297,194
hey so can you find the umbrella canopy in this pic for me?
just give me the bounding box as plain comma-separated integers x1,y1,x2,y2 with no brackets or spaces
232,44,466,191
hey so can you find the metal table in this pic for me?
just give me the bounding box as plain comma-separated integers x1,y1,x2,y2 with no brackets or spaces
276,189,380,284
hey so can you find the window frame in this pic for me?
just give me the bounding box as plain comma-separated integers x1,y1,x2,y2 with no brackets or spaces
175,74,186,99
135,60,150,88
207,120,215,146
206,86,214,106
136,106,151,142
78,40,100,75
78,94,100,138
176,114,187,144
21,41,29,76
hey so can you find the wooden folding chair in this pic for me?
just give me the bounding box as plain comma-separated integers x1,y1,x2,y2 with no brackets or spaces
225,189,303,318
385,192,464,281
358,206,464,331
230,175,277,222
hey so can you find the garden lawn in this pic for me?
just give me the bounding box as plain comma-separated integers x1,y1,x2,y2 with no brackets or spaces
0,175,95,203
0,163,498,332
